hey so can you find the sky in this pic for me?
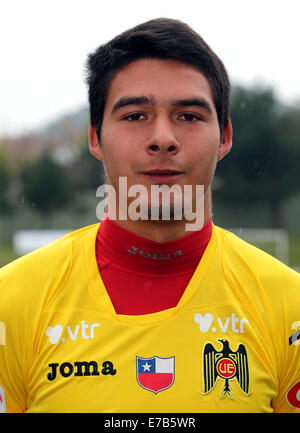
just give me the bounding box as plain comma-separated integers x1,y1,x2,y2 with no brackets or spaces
1,0,300,137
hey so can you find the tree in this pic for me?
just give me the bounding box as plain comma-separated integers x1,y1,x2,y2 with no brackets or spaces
214,85,300,228
21,151,73,224
0,151,14,215
69,134,105,192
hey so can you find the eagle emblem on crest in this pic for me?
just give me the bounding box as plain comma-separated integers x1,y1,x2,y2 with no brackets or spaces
203,339,250,398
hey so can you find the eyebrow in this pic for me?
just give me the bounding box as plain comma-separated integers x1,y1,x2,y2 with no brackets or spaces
111,95,213,114
111,96,155,113
172,98,213,114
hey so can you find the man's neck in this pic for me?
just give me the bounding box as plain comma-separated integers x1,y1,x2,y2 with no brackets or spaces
110,192,212,243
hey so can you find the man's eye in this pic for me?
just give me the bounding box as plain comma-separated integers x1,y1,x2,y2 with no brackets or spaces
179,113,201,122
123,113,146,121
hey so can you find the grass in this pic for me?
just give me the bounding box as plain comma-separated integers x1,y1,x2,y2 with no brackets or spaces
290,233,300,269
252,234,300,270
0,244,19,268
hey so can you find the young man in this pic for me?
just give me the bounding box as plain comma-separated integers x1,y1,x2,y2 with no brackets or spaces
0,18,299,413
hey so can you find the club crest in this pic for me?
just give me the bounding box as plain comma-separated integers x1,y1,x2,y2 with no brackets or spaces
136,355,175,394
203,339,250,399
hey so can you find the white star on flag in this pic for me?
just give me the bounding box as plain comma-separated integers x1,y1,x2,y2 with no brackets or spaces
142,361,151,372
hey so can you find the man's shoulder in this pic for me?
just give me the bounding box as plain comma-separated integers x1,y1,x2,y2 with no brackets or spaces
214,225,300,293
0,223,99,296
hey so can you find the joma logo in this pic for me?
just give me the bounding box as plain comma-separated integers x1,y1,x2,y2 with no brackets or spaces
47,360,117,381
128,246,183,260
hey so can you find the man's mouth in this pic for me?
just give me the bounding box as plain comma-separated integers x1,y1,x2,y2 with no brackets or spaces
141,169,185,183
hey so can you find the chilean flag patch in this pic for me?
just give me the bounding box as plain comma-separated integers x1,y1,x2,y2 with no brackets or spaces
136,356,175,394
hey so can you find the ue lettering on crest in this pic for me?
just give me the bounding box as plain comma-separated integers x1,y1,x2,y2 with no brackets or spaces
136,356,175,394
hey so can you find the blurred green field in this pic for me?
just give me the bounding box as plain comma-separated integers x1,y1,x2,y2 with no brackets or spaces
290,233,300,269
252,233,300,270
1,232,299,271
0,244,19,268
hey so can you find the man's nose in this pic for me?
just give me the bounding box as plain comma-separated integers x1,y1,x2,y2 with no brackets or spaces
145,116,181,155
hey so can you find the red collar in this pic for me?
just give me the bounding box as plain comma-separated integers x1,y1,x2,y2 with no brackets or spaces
96,217,212,275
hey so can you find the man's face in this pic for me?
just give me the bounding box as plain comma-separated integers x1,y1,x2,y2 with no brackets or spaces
90,58,232,221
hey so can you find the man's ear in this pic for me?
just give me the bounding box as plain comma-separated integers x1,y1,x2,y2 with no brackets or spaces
89,124,104,161
217,119,233,162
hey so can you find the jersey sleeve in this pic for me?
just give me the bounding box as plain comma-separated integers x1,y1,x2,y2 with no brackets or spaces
0,265,28,412
221,229,300,413
272,272,300,413
0,236,73,413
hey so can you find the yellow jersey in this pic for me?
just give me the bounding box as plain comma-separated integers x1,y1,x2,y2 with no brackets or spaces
0,223,299,413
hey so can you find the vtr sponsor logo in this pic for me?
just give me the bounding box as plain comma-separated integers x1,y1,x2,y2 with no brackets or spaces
194,313,249,334
45,321,100,344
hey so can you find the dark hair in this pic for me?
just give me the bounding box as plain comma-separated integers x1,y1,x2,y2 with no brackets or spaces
85,17,230,140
